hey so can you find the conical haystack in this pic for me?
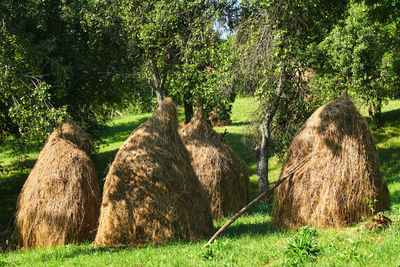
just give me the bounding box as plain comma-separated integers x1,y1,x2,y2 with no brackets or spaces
14,122,101,248
272,92,390,229
95,98,214,247
180,107,249,219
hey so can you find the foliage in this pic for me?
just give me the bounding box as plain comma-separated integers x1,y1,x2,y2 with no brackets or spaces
314,1,400,127
232,0,347,191
170,37,235,124
0,4,67,149
6,82,67,152
116,0,237,123
200,240,233,261
284,226,321,266
0,0,143,151
0,0,244,150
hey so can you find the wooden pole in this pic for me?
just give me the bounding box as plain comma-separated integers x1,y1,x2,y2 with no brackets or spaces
203,154,312,248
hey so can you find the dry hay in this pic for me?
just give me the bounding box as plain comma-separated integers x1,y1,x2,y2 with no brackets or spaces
14,122,101,248
272,92,390,229
59,119,94,155
180,107,249,219
95,98,214,247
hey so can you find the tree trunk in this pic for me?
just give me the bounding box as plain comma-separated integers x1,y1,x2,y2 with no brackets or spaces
373,98,382,128
183,92,193,124
149,57,164,106
256,123,270,194
256,72,286,195
368,104,374,122
154,90,163,106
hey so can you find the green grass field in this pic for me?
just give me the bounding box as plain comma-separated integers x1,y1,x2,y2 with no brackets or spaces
1,97,399,266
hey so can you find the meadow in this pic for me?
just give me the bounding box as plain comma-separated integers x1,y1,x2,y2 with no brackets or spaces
0,97,399,266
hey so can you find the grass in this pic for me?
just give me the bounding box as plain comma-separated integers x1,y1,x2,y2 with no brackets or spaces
1,97,400,266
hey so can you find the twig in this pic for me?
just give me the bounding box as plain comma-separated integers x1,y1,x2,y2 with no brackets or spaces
203,154,312,248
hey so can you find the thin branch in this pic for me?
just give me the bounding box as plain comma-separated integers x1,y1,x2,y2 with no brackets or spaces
203,153,312,248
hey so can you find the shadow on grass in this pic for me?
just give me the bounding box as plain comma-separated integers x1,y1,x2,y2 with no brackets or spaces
216,204,275,239
374,107,400,208
100,117,149,145
213,201,275,239
390,189,400,208
230,121,251,127
0,157,36,230
0,171,29,230
382,108,400,126
379,146,400,185
372,108,400,144
220,221,274,239
222,132,254,167
92,149,119,191
32,246,115,262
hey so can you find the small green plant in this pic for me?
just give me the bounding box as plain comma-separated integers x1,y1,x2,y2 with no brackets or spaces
363,198,378,214
340,239,373,263
201,246,216,260
284,226,321,266
200,240,232,261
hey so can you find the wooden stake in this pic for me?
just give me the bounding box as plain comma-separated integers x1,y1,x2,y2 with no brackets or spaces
203,155,312,248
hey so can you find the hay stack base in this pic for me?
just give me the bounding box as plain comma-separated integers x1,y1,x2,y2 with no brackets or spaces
181,108,249,219
272,92,390,229
14,122,100,248
95,98,214,247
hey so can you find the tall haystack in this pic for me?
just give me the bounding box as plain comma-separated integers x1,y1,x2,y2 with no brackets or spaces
180,107,250,219
95,98,214,247
14,122,100,248
272,92,390,229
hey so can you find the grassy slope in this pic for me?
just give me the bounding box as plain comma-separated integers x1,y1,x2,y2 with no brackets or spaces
1,98,400,266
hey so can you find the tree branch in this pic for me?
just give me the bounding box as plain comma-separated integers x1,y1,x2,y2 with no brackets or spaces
203,153,312,249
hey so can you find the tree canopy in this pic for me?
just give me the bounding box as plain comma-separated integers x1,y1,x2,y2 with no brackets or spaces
315,1,400,127
1,0,399,184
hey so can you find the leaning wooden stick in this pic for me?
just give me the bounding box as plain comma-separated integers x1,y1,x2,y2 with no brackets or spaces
203,154,312,248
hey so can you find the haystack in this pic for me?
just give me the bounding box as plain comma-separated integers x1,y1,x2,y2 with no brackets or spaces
180,107,249,219
272,92,390,229
14,122,100,248
95,98,214,247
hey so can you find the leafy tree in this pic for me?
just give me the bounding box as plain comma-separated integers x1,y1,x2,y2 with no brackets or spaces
169,32,236,124
315,1,400,127
0,0,139,150
1,0,240,151
118,0,237,123
0,1,67,148
233,0,347,193
118,0,205,105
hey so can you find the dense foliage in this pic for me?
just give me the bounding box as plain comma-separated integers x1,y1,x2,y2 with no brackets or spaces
0,0,139,150
0,0,239,152
315,1,400,127
231,0,347,190
0,0,399,178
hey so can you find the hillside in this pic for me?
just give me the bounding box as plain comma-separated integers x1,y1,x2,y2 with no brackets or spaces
0,97,399,266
